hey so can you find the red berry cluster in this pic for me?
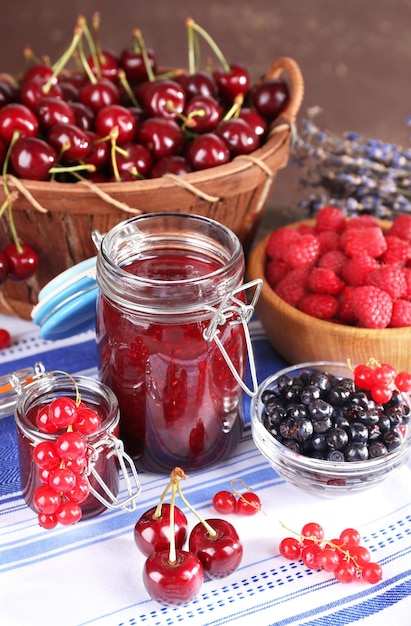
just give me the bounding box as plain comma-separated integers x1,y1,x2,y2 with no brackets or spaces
0,15,289,186
279,522,383,584
32,390,101,529
134,467,243,606
212,479,262,515
0,328,11,349
353,358,411,404
265,206,411,328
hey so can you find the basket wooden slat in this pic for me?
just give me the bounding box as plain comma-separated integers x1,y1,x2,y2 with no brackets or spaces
0,57,304,320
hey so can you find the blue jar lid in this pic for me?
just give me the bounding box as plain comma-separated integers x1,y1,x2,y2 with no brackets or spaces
31,257,98,340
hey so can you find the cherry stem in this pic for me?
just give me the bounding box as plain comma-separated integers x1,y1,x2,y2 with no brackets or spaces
44,22,84,94
109,127,121,182
279,521,362,570
133,29,155,82
222,94,245,121
117,69,141,108
168,481,178,564
77,30,97,84
49,163,96,175
175,481,217,538
186,20,196,75
186,17,230,73
2,130,22,253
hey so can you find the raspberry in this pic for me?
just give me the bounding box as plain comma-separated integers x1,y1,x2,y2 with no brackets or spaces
307,267,344,295
315,205,346,233
340,226,387,258
298,293,339,321
265,227,300,260
403,268,411,299
265,258,290,289
366,266,407,300
380,235,411,265
282,234,320,269
341,253,380,286
317,230,341,254
390,299,411,327
297,223,316,236
337,286,357,324
344,215,379,229
275,268,308,306
352,285,393,329
318,250,348,276
387,214,411,243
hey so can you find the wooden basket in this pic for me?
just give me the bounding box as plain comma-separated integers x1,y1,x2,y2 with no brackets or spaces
247,220,411,373
0,57,304,320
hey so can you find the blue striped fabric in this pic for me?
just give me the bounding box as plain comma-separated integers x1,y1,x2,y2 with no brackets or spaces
1,314,411,626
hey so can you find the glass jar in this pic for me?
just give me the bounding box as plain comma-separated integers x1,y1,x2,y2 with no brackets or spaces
95,213,261,472
13,365,141,521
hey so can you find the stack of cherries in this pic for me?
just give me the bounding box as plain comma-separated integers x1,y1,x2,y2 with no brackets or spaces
31,387,102,529
0,15,289,184
134,467,244,606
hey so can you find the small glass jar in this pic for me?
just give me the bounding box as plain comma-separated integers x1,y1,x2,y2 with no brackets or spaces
13,365,141,520
95,213,261,472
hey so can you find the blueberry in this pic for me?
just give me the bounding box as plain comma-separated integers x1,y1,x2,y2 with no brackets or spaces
348,422,369,443
345,442,369,461
327,427,349,450
383,429,403,451
311,432,328,451
312,416,332,433
368,441,388,458
328,385,351,406
308,398,334,420
328,449,345,462
294,417,314,442
300,384,321,405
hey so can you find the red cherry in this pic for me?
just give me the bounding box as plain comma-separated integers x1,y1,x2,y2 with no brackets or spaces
3,243,39,281
238,107,267,140
83,131,110,171
178,71,218,100
186,133,230,170
138,117,185,160
111,141,153,180
212,63,250,102
143,549,204,606
87,50,119,81
0,103,39,141
134,503,188,556
188,518,243,579
48,123,91,162
216,118,259,157
0,80,17,107
95,104,137,144
0,251,9,284
80,78,120,113
251,78,290,120
183,95,222,133
150,155,192,178
20,77,64,109
70,102,95,131
35,97,76,133
0,329,11,349
120,46,157,82
10,136,57,180
137,78,186,119
22,64,56,85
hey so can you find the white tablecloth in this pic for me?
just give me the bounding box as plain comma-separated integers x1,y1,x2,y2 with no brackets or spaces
1,313,411,626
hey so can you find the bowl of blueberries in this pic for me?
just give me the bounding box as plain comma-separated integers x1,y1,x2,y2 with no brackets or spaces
250,361,411,496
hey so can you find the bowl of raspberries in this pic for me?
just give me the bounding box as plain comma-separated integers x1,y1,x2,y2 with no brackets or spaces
247,206,411,371
250,360,411,496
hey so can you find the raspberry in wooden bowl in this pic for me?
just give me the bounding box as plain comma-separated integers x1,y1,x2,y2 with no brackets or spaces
246,208,411,372
250,361,411,496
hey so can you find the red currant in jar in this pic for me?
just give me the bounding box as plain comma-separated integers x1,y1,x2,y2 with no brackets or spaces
48,396,78,429
56,431,87,460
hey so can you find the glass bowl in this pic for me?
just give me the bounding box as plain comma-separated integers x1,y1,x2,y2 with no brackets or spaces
250,361,411,497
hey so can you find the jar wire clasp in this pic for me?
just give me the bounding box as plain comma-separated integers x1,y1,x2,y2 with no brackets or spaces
86,434,142,512
203,278,262,397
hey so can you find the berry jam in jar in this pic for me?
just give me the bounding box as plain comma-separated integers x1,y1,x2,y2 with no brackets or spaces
14,370,141,520
95,213,261,472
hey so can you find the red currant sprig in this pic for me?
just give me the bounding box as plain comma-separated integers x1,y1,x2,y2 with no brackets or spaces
31,371,102,529
352,358,411,404
212,479,263,516
279,521,382,585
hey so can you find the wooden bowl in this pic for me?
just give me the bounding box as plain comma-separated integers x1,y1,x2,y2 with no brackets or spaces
247,221,411,372
0,57,304,320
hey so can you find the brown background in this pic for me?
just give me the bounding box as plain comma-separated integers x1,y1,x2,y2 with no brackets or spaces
0,0,410,230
